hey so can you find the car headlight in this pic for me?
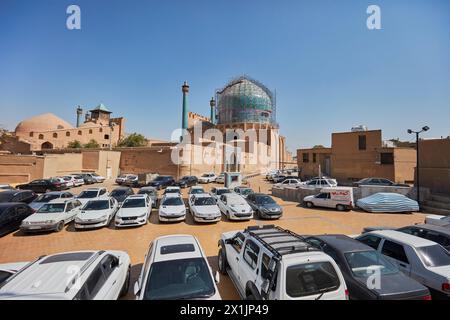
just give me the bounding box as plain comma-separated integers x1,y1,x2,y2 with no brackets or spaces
138,213,147,218
45,220,55,224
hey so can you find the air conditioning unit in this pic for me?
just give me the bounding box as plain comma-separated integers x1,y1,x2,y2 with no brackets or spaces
351,125,368,132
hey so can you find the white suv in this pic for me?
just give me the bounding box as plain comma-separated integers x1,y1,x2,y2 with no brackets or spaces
134,235,221,300
0,250,131,300
218,225,348,300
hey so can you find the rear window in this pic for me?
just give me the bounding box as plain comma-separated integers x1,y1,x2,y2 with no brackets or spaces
160,244,195,255
416,245,450,267
285,262,340,298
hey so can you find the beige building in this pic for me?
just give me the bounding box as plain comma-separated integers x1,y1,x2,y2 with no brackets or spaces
298,129,417,184
419,137,450,195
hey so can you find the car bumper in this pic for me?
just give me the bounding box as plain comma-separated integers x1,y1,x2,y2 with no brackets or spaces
259,211,282,219
228,212,253,220
193,215,221,223
159,215,185,222
115,218,147,227
75,220,108,229
20,223,58,232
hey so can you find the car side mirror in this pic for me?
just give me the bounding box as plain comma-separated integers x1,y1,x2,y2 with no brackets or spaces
133,281,140,296
214,271,220,284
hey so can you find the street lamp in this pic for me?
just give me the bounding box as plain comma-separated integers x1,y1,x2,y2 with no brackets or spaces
407,126,430,208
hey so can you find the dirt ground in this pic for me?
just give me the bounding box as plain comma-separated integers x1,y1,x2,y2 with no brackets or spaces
0,176,427,299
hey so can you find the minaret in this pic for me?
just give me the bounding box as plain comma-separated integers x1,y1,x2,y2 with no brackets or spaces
182,81,189,130
76,106,83,127
209,97,216,125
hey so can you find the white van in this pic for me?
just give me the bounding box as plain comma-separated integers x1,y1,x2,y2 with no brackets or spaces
303,187,354,211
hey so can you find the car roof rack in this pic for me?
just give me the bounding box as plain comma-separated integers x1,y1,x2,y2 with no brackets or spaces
244,225,318,258
64,250,105,293
0,255,47,290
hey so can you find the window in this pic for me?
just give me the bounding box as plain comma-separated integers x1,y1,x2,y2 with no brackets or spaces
260,253,271,280
99,128,103,133
78,130,82,136
313,153,317,163
53,133,58,138
358,135,366,150
29,132,34,137
66,131,70,137
89,129,93,134
323,246,339,263
231,233,245,253
381,240,409,264
302,153,309,163
84,265,106,298
358,235,382,250
380,153,394,165
38,134,44,140
100,255,117,279
316,193,330,199
104,134,110,140
243,240,260,269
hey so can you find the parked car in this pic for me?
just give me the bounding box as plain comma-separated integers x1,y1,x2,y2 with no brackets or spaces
272,174,287,184
148,176,175,190
0,262,28,285
115,194,152,228
304,234,431,300
210,187,231,201
134,235,221,300
301,178,338,189
163,186,181,196
72,173,96,185
109,187,134,204
28,191,74,212
353,178,409,188
303,187,354,211
123,175,139,187
0,203,34,237
396,224,450,252
218,225,348,300
215,173,225,184
158,194,186,223
60,176,75,188
188,186,205,195
198,173,217,184
21,198,83,233
356,230,450,299
266,170,280,181
16,179,68,193
76,187,108,206
0,190,37,204
217,193,253,221
425,215,450,228
85,172,105,183
174,176,198,188
0,250,131,300
188,193,221,223
274,179,302,188
137,187,158,208
233,186,254,198
69,175,85,187
357,193,419,213
246,193,283,219
116,174,136,185
0,185,14,190
75,198,119,230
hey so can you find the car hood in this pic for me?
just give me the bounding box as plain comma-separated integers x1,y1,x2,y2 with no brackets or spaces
356,272,429,299
24,213,62,222
303,195,315,201
77,209,110,219
258,203,282,211
193,205,220,216
117,207,147,218
159,205,185,215
428,265,450,278
229,203,252,212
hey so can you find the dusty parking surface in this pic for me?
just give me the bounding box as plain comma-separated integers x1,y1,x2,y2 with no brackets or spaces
0,177,427,299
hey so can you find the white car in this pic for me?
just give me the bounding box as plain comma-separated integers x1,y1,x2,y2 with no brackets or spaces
217,193,253,221
210,187,232,201
76,187,108,206
233,186,254,199
188,186,205,195
274,179,303,188
134,235,221,300
425,215,450,227
28,191,74,212
216,173,225,184
158,194,186,222
60,176,75,188
301,178,338,189
0,262,28,285
75,198,119,230
198,173,217,184
20,198,83,233
68,175,85,187
188,193,221,223
115,194,152,228
85,172,105,183
356,230,450,299
115,174,136,185
0,250,131,300
163,186,181,196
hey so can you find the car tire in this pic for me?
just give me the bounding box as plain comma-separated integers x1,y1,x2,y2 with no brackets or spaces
305,201,314,208
56,221,64,232
218,248,228,275
336,204,345,211
120,267,131,297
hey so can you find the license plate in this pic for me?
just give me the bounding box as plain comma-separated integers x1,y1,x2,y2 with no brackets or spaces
28,226,42,230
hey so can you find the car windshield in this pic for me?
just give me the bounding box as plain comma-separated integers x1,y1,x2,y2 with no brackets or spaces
190,189,204,194
201,174,211,177
216,189,231,196
194,197,216,206
344,250,398,277
286,262,340,298
34,194,60,203
83,200,109,211
153,176,166,182
0,193,14,202
241,189,254,196
165,189,179,194
180,177,190,181
78,190,100,198
138,190,156,196
416,245,450,267
143,258,215,300
37,203,66,213
255,196,276,205
162,197,184,206
110,189,128,196
122,198,146,208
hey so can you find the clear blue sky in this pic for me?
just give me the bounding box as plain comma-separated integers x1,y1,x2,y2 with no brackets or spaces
1,0,449,151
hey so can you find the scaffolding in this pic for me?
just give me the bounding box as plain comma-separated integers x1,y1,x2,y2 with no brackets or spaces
215,75,278,127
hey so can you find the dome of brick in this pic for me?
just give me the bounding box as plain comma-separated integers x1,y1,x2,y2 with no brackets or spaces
15,113,74,135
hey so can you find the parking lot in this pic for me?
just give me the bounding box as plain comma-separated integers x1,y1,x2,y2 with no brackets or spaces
0,176,427,300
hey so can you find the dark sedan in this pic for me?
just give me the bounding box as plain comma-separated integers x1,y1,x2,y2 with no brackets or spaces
109,187,134,204
16,178,68,193
353,178,409,187
0,203,34,237
148,176,175,190
246,193,283,219
304,234,431,300
0,190,37,204
174,176,198,188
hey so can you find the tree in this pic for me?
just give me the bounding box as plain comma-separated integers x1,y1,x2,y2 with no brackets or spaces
84,139,100,149
67,140,82,149
118,133,147,147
